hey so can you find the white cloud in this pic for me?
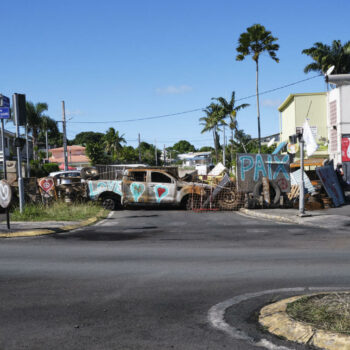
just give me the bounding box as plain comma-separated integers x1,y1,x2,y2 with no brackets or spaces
156,85,193,95
262,99,283,108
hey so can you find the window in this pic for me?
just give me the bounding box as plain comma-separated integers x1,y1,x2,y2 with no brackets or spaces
151,172,172,183
129,171,146,182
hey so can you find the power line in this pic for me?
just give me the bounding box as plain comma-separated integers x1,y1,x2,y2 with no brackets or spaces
68,74,321,124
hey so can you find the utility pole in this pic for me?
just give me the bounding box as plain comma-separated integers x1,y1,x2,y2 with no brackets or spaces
155,139,158,166
138,133,141,163
163,144,166,165
45,129,49,162
62,101,68,171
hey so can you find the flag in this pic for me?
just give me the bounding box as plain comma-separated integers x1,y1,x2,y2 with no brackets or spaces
303,119,318,156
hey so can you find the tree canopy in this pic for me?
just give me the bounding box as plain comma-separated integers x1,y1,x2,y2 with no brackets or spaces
302,40,350,74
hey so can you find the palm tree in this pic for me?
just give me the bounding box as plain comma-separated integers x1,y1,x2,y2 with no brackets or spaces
200,103,225,163
236,24,279,153
212,91,249,162
302,40,350,74
26,102,49,160
103,127,126,157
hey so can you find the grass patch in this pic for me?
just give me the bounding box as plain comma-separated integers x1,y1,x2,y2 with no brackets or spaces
287,293,350,334
11,201,108,222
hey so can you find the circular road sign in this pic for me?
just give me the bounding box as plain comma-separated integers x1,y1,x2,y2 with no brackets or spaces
0,180,12,208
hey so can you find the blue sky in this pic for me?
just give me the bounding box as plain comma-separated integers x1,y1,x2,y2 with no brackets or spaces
2,0,350,149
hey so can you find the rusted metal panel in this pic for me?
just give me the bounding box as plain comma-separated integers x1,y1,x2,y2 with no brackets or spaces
236,153,290,193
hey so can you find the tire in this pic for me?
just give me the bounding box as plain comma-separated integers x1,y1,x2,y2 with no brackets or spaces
253,180,281,205
101,195,118,210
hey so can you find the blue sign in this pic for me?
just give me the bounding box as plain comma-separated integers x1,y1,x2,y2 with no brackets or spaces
0,95,10,108
0,107,10,119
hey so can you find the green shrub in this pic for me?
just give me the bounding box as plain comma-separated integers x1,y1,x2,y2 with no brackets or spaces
42,163,59,174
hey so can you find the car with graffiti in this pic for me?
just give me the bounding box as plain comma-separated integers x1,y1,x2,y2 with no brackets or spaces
86,167,210,210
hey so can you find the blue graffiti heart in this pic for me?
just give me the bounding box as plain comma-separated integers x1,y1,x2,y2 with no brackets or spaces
130,182,145,202
154,185,169,203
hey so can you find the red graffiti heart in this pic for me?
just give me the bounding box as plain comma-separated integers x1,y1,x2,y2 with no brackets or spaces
39,178,54,193
157,187,166,197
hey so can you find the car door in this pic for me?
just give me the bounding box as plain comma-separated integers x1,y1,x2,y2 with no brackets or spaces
123,170,147,204
147,171,176,204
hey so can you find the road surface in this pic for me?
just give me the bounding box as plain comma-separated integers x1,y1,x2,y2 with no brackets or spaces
0,210,349,349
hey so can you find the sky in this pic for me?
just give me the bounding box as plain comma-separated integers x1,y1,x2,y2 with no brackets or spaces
1,0,350,149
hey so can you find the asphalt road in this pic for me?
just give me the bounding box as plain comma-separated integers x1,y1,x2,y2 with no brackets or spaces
1,210,350,349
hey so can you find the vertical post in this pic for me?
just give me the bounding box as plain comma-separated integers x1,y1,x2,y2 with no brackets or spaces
163,144,166,165
25,123,30,177
155,140,157,166
45,129,49,162
13,94,25,213
223,125,226,166
1,119,7,180
62,101,68,171
138,133,141,163
299,139,305,215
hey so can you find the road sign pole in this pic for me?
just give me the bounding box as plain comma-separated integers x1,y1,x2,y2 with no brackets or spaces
1,119,6,180
299,139,305,215
13,94,25,213
25,123,30,177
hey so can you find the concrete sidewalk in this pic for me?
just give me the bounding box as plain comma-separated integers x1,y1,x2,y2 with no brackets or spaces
240,205,350,230
0,214,106,238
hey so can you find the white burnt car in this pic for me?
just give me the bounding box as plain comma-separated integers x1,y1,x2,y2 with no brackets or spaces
86,167,209,210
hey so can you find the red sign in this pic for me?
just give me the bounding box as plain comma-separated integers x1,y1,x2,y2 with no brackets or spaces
39,178,54,193
342,137,350,162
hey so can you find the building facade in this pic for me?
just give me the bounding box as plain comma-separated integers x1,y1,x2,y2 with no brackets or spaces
278,92,328,156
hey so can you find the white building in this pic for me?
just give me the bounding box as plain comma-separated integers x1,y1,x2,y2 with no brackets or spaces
177,152,212,167
326,74,350,166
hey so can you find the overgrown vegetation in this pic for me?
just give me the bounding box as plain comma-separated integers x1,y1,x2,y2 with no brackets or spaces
287,293,350,334
11,201,107,222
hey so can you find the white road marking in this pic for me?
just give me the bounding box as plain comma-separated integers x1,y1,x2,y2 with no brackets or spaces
208,286,348,349
95,211,116,226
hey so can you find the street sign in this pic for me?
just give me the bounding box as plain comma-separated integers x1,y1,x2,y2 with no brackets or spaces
0,107,10,119
0,95,10,108
0,180,12,208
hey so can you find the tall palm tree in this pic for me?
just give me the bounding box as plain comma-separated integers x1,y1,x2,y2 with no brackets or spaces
103,127,126,157
26,102,49,160
200,103,225,163
236,24,279,153
302,40,350,74
212,91,249,162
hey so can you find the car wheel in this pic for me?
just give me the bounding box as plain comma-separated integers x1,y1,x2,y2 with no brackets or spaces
101,195,117,210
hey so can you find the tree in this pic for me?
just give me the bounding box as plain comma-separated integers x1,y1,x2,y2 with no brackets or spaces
236,24,279,153
39,116,59,158
26,102,49,160
73,131,105,146
103,127,126,158
212,91,249,163
200,103,225,163
171,140,196,154
302,40,350,74
85,142,111,165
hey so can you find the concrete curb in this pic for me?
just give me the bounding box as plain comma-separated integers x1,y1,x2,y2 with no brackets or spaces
0,210,109,238
259,292,350,350
239,208,299,225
